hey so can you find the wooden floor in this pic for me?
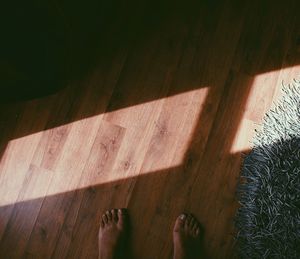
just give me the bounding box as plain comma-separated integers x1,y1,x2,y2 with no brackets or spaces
1,0,300,258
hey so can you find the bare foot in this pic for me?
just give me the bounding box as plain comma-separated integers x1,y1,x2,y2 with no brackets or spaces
98,208,128,259
173,213,202,259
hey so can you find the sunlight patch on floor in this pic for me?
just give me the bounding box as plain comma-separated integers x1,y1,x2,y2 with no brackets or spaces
0,130,44,207
230,66,300,153
0,87,209,206
77,87,210,188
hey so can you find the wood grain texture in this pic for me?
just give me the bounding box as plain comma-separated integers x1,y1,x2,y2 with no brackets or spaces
1,0,300,258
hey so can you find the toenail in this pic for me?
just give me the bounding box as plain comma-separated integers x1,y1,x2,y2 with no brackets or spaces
180,214,186,220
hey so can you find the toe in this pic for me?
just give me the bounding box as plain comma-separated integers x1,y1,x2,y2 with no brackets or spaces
112,209,118,222
185,214,192,230
195,227,200,237
106,210,112,222
117,208,127,228
100,219,105,228
117,208,126,218
102,213,108,224
189,217,196,228
192,222,199,234
174,214,186,232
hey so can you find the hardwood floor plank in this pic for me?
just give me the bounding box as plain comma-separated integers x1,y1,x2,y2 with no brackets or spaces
0,164,54,258
53,121,126,259
0,100,52,241
24,117,102,258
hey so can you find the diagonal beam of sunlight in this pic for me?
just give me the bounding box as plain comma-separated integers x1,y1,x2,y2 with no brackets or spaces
0,88,209,206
